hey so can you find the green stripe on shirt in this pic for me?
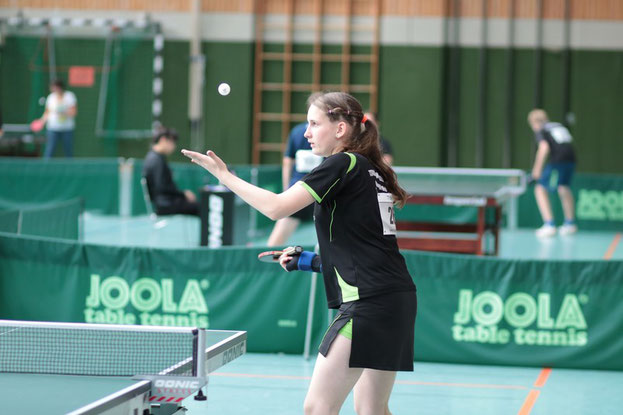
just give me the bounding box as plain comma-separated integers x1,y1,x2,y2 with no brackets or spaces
329,200,337,241
299,182,322,203
335,267,360,302
345,152,357,173
301,153,355,204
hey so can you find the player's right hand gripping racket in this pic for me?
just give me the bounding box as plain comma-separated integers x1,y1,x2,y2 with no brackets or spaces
257,246,303,263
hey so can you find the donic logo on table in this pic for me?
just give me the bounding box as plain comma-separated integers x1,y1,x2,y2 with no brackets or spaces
154,379,201,389
84,274,210,328
452,289,588,347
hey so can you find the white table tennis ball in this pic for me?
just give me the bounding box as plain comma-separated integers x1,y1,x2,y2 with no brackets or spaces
218,83,231,96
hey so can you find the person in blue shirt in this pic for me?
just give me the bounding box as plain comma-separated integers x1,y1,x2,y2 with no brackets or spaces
364,111,393,166
267,122,323,246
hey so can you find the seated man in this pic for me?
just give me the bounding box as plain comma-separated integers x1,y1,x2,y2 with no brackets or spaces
143,128,199,216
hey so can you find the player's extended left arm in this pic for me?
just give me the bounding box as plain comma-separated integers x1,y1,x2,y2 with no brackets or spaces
282,157,294,191
181,149,314,220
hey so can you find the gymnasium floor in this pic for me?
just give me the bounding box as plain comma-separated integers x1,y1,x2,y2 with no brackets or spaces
82,212,623,260
188,353,623,415
81,213,623,414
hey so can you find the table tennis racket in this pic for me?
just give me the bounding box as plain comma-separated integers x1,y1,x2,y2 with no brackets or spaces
257,246,303,263
30,119,45,133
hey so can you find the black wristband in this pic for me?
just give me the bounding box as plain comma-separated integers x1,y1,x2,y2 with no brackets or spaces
285,257,299,272
311,255,323,273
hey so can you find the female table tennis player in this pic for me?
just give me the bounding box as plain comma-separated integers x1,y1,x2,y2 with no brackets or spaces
182,91,416,415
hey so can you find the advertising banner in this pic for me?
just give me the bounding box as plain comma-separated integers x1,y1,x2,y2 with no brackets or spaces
403,251,623,370
0,233,321,354
2,232,623,370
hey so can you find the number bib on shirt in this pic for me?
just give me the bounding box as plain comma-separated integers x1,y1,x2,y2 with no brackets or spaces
377,192,396,235
295,150,324,173
548,124,572,144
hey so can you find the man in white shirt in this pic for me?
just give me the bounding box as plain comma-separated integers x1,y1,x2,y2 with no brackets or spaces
39,79,77,158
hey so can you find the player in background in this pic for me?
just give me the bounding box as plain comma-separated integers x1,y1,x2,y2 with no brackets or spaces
267,122,322,246
39,79,77,158
528,109,578,237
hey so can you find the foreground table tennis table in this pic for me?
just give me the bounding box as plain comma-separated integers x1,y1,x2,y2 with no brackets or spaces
394,167,527,255
0,320,246,414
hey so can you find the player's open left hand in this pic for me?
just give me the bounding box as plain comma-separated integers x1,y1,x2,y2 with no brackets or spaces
181,149,227,178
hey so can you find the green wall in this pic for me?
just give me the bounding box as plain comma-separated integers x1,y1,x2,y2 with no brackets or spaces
118,41,255,164
379,46,444,167
0,36,254,164
112,41,255,164
570,50,623,174
382,47,623,173
1,35,622,173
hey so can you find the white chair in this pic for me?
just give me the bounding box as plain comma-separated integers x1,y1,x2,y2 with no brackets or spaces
140,177,197,245
140,177,168,229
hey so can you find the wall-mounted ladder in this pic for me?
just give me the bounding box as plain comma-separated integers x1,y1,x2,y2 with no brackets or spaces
252,0,381,164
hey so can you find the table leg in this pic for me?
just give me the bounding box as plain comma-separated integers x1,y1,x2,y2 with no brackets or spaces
494,206,501,255
476,206,485,255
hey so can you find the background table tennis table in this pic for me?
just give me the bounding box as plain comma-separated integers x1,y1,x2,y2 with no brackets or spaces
0,123,46,157
394,167,527,255
0,321,246,415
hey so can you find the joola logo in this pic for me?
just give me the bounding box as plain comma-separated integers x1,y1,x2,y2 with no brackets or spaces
208,194,224,247
576,189,623,221
452,289,588,347
84,274,210,328
154,379,201,389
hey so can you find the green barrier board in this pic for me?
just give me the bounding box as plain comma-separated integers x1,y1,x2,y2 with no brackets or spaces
0,158,119,214
2,158,620,232
0,198,82,240
402,250,623,370
0,233,321,354
1,232,623,370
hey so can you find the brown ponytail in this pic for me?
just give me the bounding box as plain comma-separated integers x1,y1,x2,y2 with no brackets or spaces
307,92,408,207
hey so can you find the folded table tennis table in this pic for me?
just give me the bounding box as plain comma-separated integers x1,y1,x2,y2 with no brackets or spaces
0,320,246,414
394,167,527,255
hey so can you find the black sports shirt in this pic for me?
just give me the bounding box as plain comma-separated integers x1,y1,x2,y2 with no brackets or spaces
300,152,415,309
143,150,185,209
535,122,576,163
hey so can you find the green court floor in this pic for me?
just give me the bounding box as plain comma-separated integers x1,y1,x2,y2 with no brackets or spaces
83,213,623,260
5,353,620,414
188,353,623,415
498,228,623,260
